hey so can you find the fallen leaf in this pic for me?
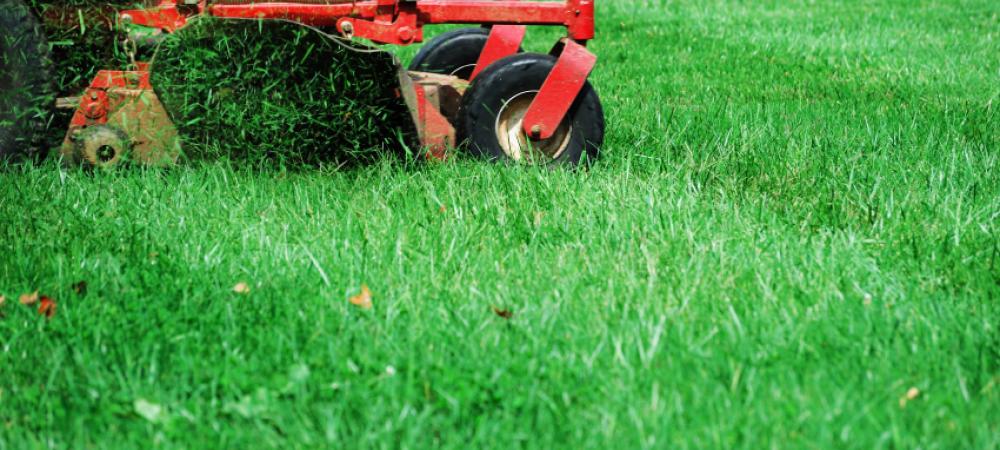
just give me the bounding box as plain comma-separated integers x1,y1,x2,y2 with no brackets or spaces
863,293,872,306
899,387,921,408
349,284,373,310
134,398,164,422
233,282,251,295
72,281,88,296
492,306,514,319
0,295,6,307
38,296,56,318
19,291,39,305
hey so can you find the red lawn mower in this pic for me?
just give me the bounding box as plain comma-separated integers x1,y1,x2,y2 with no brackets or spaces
1,0,604,166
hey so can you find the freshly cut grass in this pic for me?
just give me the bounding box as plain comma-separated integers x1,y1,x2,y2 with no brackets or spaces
151,19,417,165
29,0,142,92
1,0,998,448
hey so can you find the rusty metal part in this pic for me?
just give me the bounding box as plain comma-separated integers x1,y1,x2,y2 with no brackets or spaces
400,70,469,160
71,125,131,168
60,66,180,167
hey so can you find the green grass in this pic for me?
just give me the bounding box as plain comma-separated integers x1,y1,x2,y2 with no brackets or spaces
2,0,999,448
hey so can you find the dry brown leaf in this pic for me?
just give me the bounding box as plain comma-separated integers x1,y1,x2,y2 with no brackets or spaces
349,284,373,310
233,282,251,295
0,295,6,307
899,387,921,408
492,306,514,319
38,296,56,319
19,291,39,305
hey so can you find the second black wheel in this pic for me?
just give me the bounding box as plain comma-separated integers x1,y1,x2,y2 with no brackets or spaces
0,0,55,160
409,27,519,80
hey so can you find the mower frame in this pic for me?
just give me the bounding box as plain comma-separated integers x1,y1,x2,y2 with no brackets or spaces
61,0,598,164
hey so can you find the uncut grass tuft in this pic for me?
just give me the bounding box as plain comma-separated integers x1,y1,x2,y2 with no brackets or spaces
151,18,418,166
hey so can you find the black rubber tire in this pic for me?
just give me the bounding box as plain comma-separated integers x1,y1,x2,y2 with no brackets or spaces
456,53,604,167
409,27,506,80
0,0,55,161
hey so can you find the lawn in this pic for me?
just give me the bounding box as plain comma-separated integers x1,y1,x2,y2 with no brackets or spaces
1,0,998,448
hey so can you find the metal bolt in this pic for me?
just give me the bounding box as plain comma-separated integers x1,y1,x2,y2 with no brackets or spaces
125,73,141,88
397,26,415,43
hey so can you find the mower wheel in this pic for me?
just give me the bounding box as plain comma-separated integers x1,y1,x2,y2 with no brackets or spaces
409,28,517,80
0,0,54,161
457,53,604,167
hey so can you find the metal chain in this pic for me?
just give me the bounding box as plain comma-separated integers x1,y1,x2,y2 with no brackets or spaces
122,24,139,70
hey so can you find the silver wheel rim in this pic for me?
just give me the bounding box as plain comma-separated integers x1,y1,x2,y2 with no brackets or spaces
450,64,476,77
494,91,573,163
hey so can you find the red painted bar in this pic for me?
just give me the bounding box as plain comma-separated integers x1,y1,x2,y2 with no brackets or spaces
128,1,594,41
521,39,597,140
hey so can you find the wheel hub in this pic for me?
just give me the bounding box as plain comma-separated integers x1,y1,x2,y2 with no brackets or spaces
71,125,131,168
495,91,572,163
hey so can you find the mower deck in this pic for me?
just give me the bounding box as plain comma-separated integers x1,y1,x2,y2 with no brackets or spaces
53,0,602,167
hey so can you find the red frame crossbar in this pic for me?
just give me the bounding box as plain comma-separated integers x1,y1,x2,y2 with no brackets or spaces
128,0,595,42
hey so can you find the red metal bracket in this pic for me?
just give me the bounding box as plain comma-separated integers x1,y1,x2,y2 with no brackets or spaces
522,39,597,140
470,25,526,80
72,66,154,122
414,0,594,41
413,86,453,159
60,63,180,166
399,72,469,160
336,9,422,45
122,1,203,32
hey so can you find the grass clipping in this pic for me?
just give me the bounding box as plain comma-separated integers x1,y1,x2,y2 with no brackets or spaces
150,19,417,166
29,1,142,92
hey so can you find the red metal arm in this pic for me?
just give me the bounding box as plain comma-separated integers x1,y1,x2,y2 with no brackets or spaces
470,25,527,80
521,39,597,140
